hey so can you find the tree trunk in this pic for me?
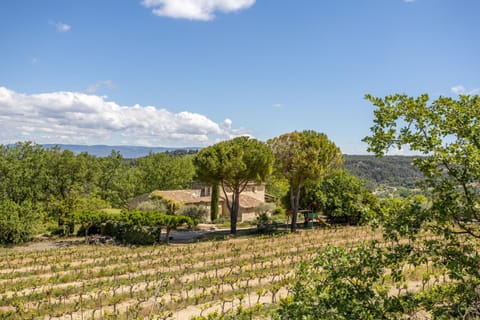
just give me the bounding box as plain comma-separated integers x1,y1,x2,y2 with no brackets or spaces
165,227,171,245
229,191,240,235
158,226,162,244
221,183,240,235
210,183,219,222
84,225,89,244
290,187,301,232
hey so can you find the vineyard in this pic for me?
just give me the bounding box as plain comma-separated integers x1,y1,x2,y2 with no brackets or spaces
0,227,383,319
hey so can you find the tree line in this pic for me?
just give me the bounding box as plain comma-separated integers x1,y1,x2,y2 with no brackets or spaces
0,143,196,243
1,132,378,244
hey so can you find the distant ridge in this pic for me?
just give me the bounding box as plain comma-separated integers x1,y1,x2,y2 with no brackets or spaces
343,155,423,188
41,144,201,158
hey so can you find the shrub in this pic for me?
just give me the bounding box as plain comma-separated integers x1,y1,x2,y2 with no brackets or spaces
136,199,166,212
254,203,275,230
81,209,194,245
213,216,230,227
0,200,40,245
177,205,209,223
272,206,285,216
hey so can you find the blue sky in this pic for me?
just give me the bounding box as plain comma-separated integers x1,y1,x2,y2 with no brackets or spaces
1,0,479,154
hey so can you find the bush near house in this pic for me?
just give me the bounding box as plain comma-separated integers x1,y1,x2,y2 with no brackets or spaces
74,209,195,245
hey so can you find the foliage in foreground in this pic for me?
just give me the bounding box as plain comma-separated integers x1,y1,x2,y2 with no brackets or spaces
276,94,480,319
363,93,480,317
277,196,480,319
276,243,417,320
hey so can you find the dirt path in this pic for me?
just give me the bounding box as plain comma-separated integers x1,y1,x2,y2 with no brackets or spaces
12,238,85,251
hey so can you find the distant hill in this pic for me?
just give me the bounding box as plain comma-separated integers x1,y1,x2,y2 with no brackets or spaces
343,155,423,189
41,144,200,158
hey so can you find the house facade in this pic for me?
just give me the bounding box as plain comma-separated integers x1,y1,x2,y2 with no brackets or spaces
128,182,267,222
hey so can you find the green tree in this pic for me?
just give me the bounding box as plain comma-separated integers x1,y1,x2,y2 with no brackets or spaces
135,152,195,194
268,131,343,232
0,200,40,244
112,210,193,245
163,214,193,244
0,142,50,205
74,210,108,242
363,93,480,317
193,137,274,235
265,174,290,206
301,170,378,225
46,148,94,235
113,164,141,208
95,150,131,207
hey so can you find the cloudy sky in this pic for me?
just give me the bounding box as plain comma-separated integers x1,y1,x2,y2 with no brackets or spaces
1,0,479,153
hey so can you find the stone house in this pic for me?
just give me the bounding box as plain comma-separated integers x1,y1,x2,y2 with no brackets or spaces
128,182,267,222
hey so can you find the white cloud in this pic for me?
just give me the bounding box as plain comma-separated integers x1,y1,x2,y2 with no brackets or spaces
404,0,416,3
222,118,232,129
0,87,248,147
49,20,71,32
272,103,284,108
141,0,255,21
86,80,116,93
451,85,480,95
451,85,466,95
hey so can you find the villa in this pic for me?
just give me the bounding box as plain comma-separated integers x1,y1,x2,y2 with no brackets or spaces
128,182,269,222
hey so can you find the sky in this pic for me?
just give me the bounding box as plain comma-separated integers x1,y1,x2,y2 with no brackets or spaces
1,0,479,154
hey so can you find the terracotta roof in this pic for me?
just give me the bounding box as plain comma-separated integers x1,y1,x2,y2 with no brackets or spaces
148,190,263,209
150,190,212,204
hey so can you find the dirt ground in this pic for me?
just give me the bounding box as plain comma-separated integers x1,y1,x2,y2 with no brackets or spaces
11,225,263,252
